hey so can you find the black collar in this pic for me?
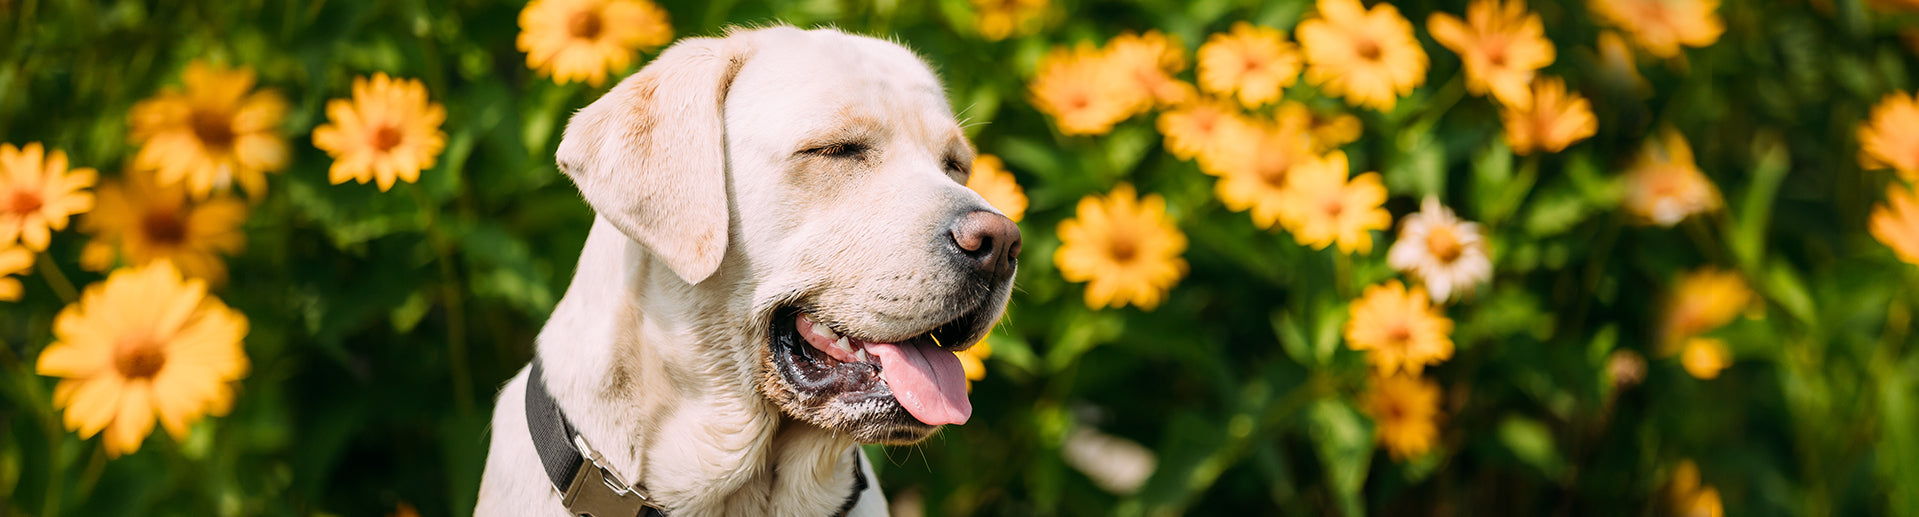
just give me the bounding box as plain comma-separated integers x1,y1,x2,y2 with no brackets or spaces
524,358,869,517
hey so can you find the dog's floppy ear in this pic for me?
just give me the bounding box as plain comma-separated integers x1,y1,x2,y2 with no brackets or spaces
556,36,751,285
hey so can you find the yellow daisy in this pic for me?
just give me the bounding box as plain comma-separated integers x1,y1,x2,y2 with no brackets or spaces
1296,0,1430,111
966,155,1028,222
1277,102,1363,152
1030,42,1139,136
1363,373,1444,461
1501,77,1597,155
1055,184,1189,310
1589,0,1724,59
1276,151,1392,254
0,245,31,301
517,0,673,86
129,61,288,200
312,73,449,191
1680,337,1731,380
35,260,250,457
1157,98,1258,176
1661,267,1752,352
0,142,96,251
1387,197,1493,303
1624,129,1721,227
1427,0,1555,108
79,170,246,285
1197,22,1302,109
1346,280,1456,375
1669,460,1726,517
956,340,993,391
1104,30,1196,109
1872,181,1919,266
1859,92,1919,180
972,0,1048,41
1597,31,1651,94
1214,118,1317,230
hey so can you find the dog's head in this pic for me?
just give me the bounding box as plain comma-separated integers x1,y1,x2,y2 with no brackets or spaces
555,27,1017,444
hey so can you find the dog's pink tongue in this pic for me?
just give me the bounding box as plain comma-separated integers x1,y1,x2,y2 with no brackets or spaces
864,341,972,425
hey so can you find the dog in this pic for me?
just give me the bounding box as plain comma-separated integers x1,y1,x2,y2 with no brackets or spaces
476,26,1021,517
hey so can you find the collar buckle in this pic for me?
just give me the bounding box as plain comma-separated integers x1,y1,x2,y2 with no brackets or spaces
561,435,660,517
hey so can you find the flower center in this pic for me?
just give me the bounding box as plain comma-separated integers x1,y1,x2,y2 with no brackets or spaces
1355,39,1383,61
1257,152,1291,189
370,124,404,153
1386,323,1413,349
191,109,237,151
114,335,167,380
141,208,188,246
1243,56,1264,73
568,9,604,40
5,188,42,216
1425,226,1464,263
1322,198,1345,218
1108,233,1139,263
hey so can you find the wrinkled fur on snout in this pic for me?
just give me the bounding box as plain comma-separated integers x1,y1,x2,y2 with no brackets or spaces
476,26,1014,517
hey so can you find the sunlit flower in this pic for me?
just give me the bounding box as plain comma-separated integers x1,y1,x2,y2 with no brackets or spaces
129,62,288,200
1214,118,1316,230
1157,98,1258,175
1596,31,1650,94
1859,92,1919,180
1061,426,1157,495
1871,181,1919,266
312,73,448,192
972,0,1048,41
1030,43,1138,136
1276,151,1391,254
1608,349,1648,388
79,170,246,285
1501,77,1597,155
1346,280,1455,375
1589,0,1724,59
1105,31,1196,109
956,340,993,391
1363,373,1444,461
1428,0,1555,107
1055,184,1188,310
0,142,95,251
518,0,673,86
1680,337,1731,379
1388,198,1492,303
1297,0,1429,111
1669,460,1726,517
1624,129,1721,227
966,155,1028,222
0,245,30,301
1661,267,1752,351
35,261,250,457
1277,102,1363,152
1197,22,1301,109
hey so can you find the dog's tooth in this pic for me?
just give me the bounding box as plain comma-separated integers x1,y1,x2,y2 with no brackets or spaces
834,337,853,355
818,324,839,341
856,349,872,363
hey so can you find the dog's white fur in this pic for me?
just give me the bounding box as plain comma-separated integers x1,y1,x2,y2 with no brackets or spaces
478,26,1004,516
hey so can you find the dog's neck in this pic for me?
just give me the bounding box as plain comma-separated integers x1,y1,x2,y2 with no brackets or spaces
533,218,864,516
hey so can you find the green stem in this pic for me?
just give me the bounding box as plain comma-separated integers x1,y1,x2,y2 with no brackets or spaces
1332,251,1354,300
408,185,474,416
36,257,78,303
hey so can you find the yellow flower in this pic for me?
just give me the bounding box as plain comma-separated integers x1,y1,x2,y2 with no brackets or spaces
1030,42,1138,136
1104,31,1196,109
1859,92,1919,180
1388,198,1493,303
1669,460,1726,517
1197,22,1302,109
1276,151,1391,254
1346,280,1456,375
518,0,673,86
1501,77,1597,155
1297,0,1429,111
1680,337,1731,380
312,73,449,191
0,142,96,251
129,61,288,200
1597,31,1650,94
972,0,1048,41
1872,182,1919,266
1055,184,1188,310
1661,267,1752,351
1589,0,1724,59
956,340,993,391
35,261,250,457
1214,118,1317,230
79,170,246,285
1363,373,1443,461
1624,129,1721,227
1158,98,1258,175
966,155,1028,222
1277,102,1363,152
1427,0,1555,107
0,245,30,301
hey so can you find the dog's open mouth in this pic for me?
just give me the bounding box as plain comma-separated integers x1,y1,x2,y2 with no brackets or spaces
769,307,980,427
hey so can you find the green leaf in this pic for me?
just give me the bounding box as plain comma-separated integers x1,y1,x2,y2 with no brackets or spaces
1307,399,1371,517
1497,416,1566,479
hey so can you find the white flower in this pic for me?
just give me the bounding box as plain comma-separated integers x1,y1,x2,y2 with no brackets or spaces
1388,198,1493,303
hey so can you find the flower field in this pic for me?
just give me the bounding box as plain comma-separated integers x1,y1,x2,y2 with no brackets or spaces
4,0,1919,515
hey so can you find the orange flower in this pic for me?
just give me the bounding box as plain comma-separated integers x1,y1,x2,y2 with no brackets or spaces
128,61,288,199
1029,43,1138,136
1871,181,1919,266
966,155,1028,222
1501,77,1597,155
1860,92,1919,180
1427,0,1555,107
1276,151,1392,254
1104,30,1196,108
1197,22,1301,108
1363,373,1444,460
1346,280,1456,375
1297,0,1429,111
1589,0,1724,59
0,142,96,251
1623,129,1720,227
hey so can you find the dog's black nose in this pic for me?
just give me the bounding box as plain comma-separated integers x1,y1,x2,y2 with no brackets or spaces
950,210,1021,279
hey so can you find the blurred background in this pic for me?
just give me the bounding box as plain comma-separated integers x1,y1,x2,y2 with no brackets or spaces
4,0,1919,515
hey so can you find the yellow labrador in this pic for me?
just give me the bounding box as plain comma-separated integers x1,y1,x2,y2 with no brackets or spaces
477,26,1020,516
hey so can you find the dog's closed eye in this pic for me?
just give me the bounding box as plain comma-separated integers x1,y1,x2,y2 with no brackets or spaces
801,142,870,160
